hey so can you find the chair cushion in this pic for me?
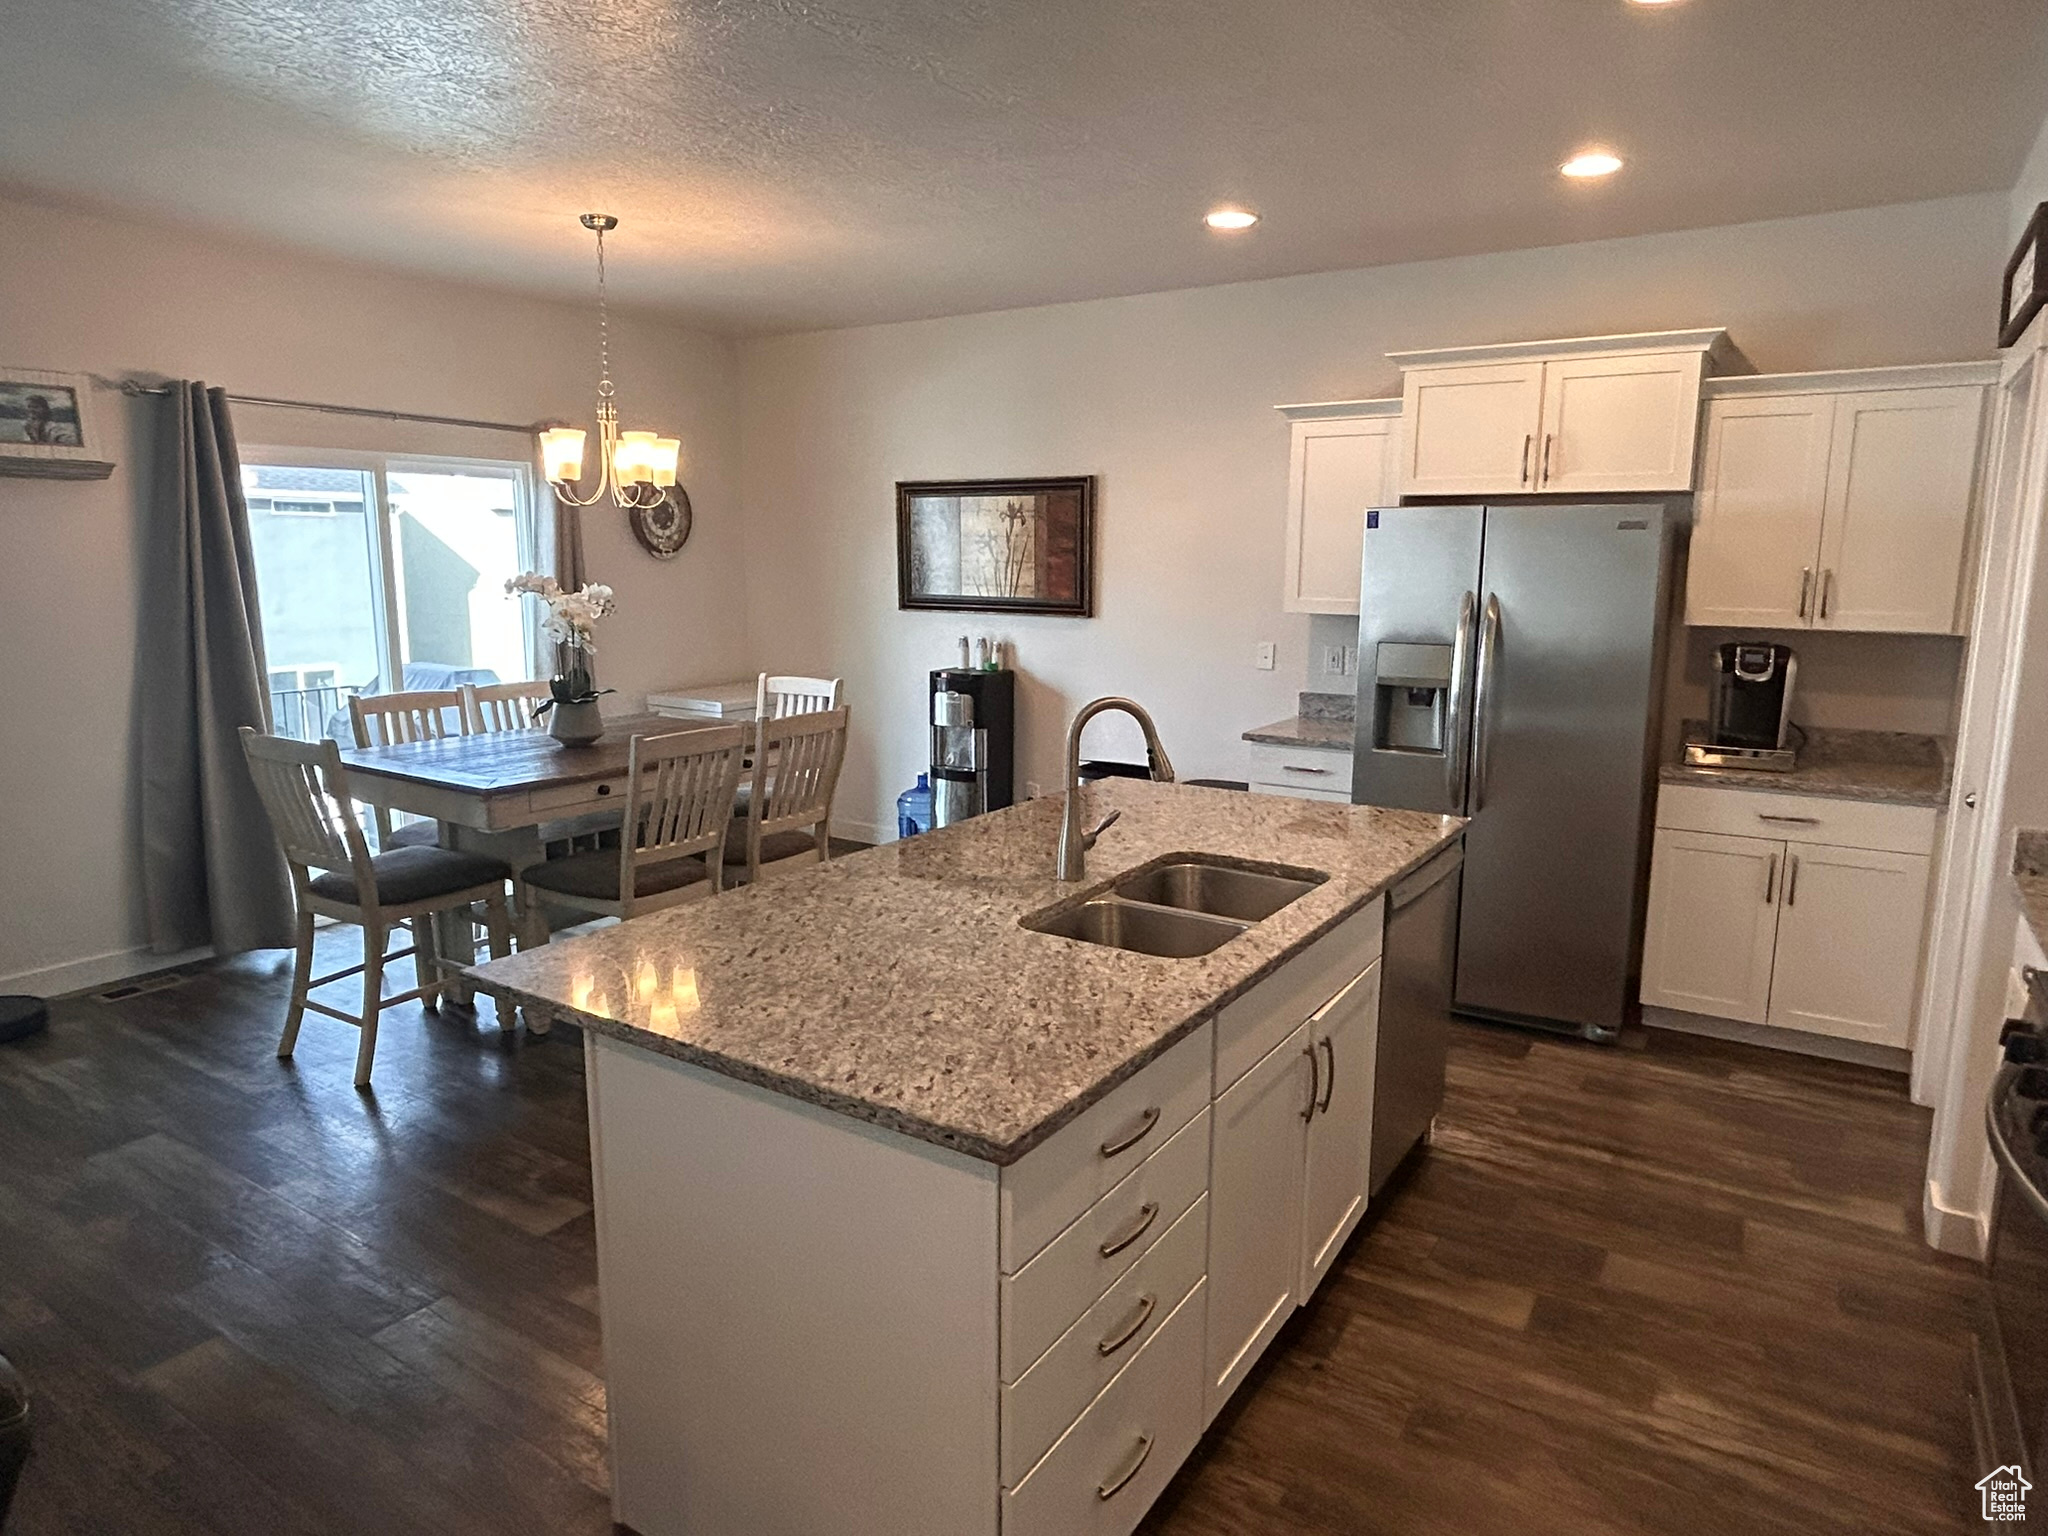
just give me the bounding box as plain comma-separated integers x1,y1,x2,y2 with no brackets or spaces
383,819,441,850
724,828,821,865
524,848,711,902
309,846,511,907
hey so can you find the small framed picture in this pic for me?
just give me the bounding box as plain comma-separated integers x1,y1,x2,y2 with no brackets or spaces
0,368,112,479
2002,203,2048,349
896,476,1094,616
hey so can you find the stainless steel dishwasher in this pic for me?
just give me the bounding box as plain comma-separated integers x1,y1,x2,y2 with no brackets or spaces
1370,839,1463,1195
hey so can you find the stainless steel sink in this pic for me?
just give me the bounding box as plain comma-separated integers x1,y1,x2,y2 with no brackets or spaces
1109,858,1325,923
1022,899,1247,958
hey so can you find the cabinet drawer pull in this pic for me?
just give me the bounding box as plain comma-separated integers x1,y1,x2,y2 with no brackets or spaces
1099,1106,1161,1159
1797,567,1812,619
1785,853,1800,907
1520,433,1533,486
1280,764,1332,775
1099,1201,1160,1259
1318,1036,1336,1113
1541,432,1555,483
1820,569,1835,620
1096,1291,1158,1357
1097,1434,1154,1500
1757,813,1820,825
1303,1040,1320,1122
1763,853,1778,906
596,782,612,795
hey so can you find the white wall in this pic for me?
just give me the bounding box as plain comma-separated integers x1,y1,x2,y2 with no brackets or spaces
0,192,745,993
738,193,2009,839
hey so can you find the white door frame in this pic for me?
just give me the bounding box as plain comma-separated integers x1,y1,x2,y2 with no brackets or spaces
1917,314,2048,1253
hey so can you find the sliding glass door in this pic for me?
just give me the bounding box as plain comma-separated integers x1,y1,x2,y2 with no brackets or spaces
242,453,542,744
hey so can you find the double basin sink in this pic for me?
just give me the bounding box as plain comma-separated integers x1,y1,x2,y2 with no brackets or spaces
1022,854,1327,958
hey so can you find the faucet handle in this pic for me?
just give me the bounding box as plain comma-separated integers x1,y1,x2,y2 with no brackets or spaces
1083,809,1122,848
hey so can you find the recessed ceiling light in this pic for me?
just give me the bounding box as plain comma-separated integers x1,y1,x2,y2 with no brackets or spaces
1627,0,1685,6
1204,208,1259,231
1560,150,1624,179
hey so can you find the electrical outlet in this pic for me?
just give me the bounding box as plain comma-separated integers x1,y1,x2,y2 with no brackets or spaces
1254,641,1276,671
1320,644,1348,677
1024,780,1042,800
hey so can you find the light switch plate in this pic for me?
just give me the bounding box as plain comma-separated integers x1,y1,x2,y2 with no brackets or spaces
1254,641,1276,671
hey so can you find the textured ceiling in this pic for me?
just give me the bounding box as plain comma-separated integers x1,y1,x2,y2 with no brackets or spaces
3,0,2046,334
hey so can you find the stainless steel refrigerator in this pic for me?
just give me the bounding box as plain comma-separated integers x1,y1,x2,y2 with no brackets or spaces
1351,503,1675,1040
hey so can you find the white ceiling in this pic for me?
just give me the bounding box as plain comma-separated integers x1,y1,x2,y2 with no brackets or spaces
4,0,2046,335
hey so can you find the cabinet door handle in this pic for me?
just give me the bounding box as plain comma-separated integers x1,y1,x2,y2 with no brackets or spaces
1318,1036,1336,1114
1797,567,1812,619
1099,1105,1160,1159
1099,1201,1159,1259
1757,813,1820,825
1763,853,1778,906
1097,1292,1158,1357
1520,433,1533,486
1785,854,1800,907
1820,569,1834,620
1097,1434,1154,1500
1302,1040,1320,1122
1541,432,1555,484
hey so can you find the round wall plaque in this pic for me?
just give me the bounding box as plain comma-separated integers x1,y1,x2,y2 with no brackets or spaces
631,486,693,560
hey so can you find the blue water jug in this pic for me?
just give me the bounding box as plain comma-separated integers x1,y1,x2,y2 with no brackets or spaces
897,773,933,839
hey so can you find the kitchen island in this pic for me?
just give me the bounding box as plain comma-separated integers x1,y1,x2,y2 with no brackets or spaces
473,778,1462,1536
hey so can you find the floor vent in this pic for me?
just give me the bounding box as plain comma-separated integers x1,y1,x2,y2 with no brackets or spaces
93,971,193,1003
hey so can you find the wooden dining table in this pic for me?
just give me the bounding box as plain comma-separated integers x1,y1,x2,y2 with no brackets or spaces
338,712,732,1017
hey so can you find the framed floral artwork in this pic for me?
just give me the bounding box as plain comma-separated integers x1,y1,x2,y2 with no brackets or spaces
895,476,1094,616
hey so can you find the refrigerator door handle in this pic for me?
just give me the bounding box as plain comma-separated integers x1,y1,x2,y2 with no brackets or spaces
1444,590,1477,805
1471,594,1502,813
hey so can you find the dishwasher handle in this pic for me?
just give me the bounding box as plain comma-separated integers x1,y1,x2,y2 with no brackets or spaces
1390,841,1464,912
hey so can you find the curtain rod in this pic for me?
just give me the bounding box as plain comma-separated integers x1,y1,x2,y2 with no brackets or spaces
112,378,543,437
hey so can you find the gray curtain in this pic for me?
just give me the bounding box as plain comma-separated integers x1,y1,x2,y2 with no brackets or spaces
137,382,296,955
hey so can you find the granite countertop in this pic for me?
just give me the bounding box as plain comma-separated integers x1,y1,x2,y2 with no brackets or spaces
2016,831,2048,960
1658,724,1952,809
1243,690,1356,749
470,779,1461,1166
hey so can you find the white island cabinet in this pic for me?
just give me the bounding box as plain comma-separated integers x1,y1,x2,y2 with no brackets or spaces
578,895,1395,1536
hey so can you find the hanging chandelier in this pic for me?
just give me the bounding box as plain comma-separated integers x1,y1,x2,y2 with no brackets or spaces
538,214,680,510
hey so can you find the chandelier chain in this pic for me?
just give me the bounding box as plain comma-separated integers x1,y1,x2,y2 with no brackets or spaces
595,224,614,401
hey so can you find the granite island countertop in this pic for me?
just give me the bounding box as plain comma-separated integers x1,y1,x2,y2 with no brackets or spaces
469,779,1461,1166
1658,724,1952,809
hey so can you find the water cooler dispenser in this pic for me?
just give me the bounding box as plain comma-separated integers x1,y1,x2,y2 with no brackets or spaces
929,669,1015,828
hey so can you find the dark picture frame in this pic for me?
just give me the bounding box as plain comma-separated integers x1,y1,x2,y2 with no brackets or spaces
2002,201,2048,349
896,476,1094,616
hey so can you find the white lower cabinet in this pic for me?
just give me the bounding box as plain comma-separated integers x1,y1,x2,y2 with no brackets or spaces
1247,741,1354,801
1639,786,1936,1048
1205,1022,1313,1420
1300,962,1380,1291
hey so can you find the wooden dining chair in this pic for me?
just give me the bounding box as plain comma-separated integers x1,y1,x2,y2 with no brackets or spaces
516,726,750,926
756,673,842,720
348,688,467,848
463,679,553,734
240,728,513,1089
726,706,849,885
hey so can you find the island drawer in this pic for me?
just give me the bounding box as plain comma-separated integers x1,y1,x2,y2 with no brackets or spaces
1215,899,1384,1092
1002,1108,1209,1377
1655,783,1938,855
1002,1195,1207,1484
1001,1022,1212,1273
1002,1280,1206,1536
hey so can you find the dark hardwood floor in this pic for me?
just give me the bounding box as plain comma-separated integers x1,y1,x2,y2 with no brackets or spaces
0,940,1981,1534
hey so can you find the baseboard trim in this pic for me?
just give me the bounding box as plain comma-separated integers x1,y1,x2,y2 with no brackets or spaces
1642,1006,1911,1073
1925,1179,1992,1259
0,942,215,1000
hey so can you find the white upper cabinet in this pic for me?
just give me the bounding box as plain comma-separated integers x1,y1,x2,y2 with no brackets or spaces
1687,364,1995,635
1389,330,1741,498
1817,387,1989,633
1275,400,1400,614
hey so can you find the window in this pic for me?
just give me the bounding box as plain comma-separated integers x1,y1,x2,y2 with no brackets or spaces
242,452,545,743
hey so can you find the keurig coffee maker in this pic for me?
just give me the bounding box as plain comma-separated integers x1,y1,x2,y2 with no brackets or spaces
1685,642,1799,771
